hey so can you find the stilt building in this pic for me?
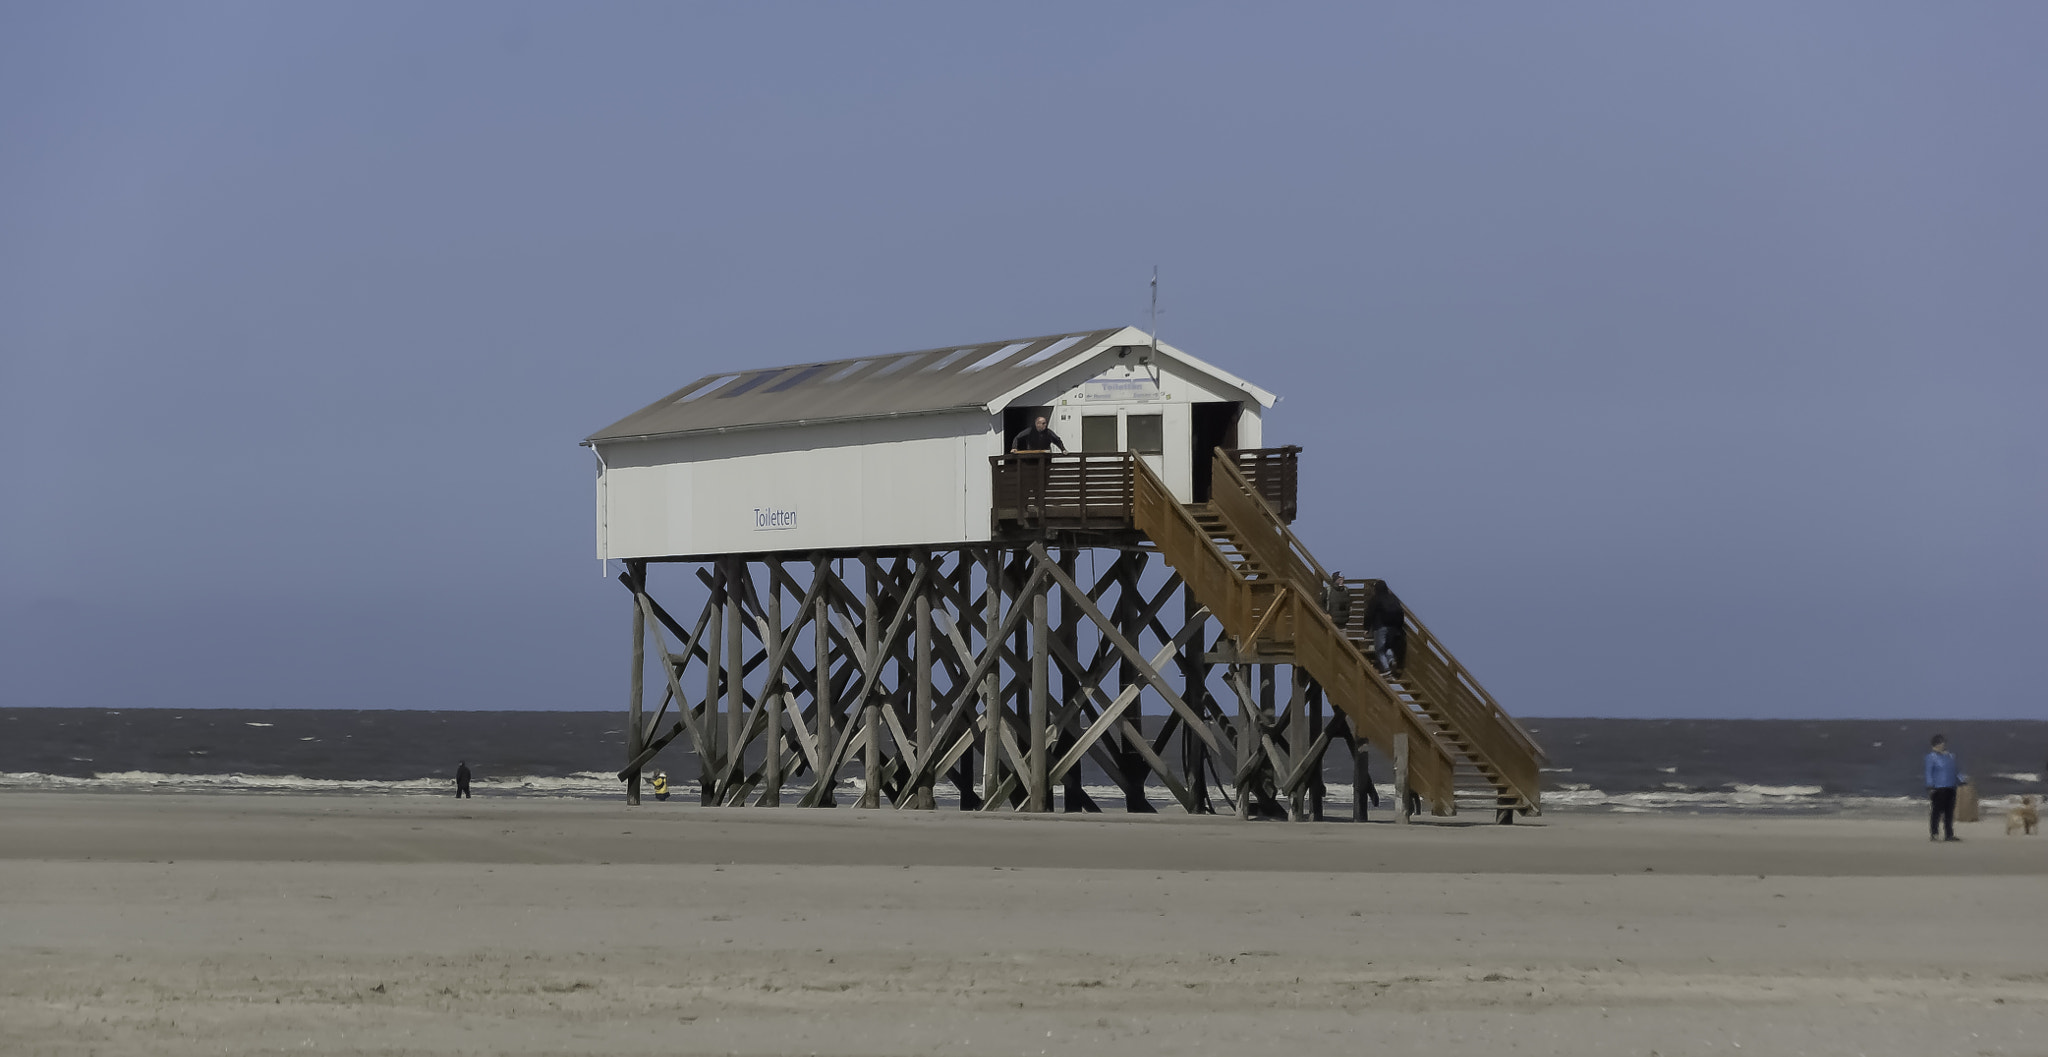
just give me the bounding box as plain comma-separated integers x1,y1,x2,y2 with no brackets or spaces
583,326,1542,820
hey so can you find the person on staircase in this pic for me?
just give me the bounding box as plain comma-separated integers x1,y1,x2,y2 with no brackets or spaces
1009,414,1066,454
1361,580,1407,676
1321,571,1353,629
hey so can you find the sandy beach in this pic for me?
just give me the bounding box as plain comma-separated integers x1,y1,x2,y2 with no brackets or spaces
3,793,2044,1056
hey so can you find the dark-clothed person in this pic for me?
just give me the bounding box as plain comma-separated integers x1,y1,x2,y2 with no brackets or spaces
1925,735,1959,841
455,761,472,799
1010,415,1066,453
1322,572,1352,627
1361,580,1407,674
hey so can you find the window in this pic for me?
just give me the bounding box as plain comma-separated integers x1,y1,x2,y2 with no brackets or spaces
1081,416,1118,453
1127,414,1164,455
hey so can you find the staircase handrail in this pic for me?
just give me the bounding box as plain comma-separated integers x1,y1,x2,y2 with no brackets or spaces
1387,612,1543,812
1403,609,1546,764
1128,456,1458,812
1210,454,1328,586
1211,448,1543,813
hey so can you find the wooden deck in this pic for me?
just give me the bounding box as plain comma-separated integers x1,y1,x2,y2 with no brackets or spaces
991,446,1300,533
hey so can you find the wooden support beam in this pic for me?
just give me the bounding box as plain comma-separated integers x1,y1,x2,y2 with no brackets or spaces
724,557,746,797
980,549,1003,805
1288,666,1308,822
763,563,784,806
912,555,934,809
1028,544,1225,757
813,557,834,806
1046,619,1206,785
1230,663,1254,820
1393,732,1412,825
626,560,646,805
1026,570,1050,811
859,558,883,809
617,720,686,780
700,566,725,805
1307,680,1327,821
895,564,1048,795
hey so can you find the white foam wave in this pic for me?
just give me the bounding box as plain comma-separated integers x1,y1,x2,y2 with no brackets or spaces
0,770,625,798
0,772,1957,816
1730,784,1823,797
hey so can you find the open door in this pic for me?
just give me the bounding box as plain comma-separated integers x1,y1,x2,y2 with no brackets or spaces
1002,406,1054,451
1190,401,1241,503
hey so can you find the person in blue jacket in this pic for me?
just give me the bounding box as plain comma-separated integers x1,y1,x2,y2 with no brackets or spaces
1924,735,1961,842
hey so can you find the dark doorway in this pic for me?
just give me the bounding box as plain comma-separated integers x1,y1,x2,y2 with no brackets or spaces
1003,406,1053,451
1190,401,1242,502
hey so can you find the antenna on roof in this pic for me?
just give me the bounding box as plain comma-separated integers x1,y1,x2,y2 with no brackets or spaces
1148,266,1159,359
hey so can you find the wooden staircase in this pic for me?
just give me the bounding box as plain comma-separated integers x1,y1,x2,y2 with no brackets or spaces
1128,456,1462,814
1192,451,1545,819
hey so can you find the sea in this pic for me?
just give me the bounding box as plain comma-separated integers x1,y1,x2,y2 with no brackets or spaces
3,709,2043,816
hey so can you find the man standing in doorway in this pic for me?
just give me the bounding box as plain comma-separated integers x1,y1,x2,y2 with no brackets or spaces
455,760,472,799
1925,735,1960,842
1010,414,1066,453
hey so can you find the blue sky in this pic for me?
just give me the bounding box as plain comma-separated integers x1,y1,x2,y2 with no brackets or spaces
2,3,2042,717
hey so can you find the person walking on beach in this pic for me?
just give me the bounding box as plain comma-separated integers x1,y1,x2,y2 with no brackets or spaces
1925,735,1960,842
455,761,472,799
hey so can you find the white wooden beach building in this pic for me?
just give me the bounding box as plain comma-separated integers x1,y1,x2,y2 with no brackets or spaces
584,326,1276,560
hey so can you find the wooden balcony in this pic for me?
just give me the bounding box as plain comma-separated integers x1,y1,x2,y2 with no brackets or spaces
991,447,1302,533
991,452,1138,531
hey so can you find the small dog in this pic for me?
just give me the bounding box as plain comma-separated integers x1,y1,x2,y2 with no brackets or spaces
2006,795,2039,836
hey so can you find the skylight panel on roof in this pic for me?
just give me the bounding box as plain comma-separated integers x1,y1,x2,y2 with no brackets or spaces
823,359,873,383
675,374,741,403
765,364,830,392
718,370,784,399
920,347,981,373
870,354,921,379
960,341,1035,373
1013,334,1089,369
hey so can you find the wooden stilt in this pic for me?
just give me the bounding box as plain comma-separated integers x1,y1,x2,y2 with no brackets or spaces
700,568,724,806
1054,548,1096,813
724,558,745,801
603,521,1516,830
859,558,883,809
980,550,1003,804
762,563,783,807
912,554,935,810
1181,592,1212,815
626,560,646,806
813,557,834,806
1308,678,1326,821
1231,661,1254,820
1113,553,1153,812
1393,732,1411,825
1287,666,1308,822
1028,572,1050,812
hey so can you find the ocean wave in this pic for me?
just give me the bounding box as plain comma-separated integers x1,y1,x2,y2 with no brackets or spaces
0,770,625,798
0,771,2020,816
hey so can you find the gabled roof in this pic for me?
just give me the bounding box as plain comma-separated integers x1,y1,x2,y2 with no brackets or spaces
584,326,1276,444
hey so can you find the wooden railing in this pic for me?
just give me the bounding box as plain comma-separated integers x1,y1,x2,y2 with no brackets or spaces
990,452,1137,531
1210,449,1541,813
1130,456,1459,812
1211,454,1325,588
1228,446,1300,523
1392,610,1545,811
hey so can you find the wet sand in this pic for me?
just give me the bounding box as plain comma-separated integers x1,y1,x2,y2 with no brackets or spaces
3,792,2044,1056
